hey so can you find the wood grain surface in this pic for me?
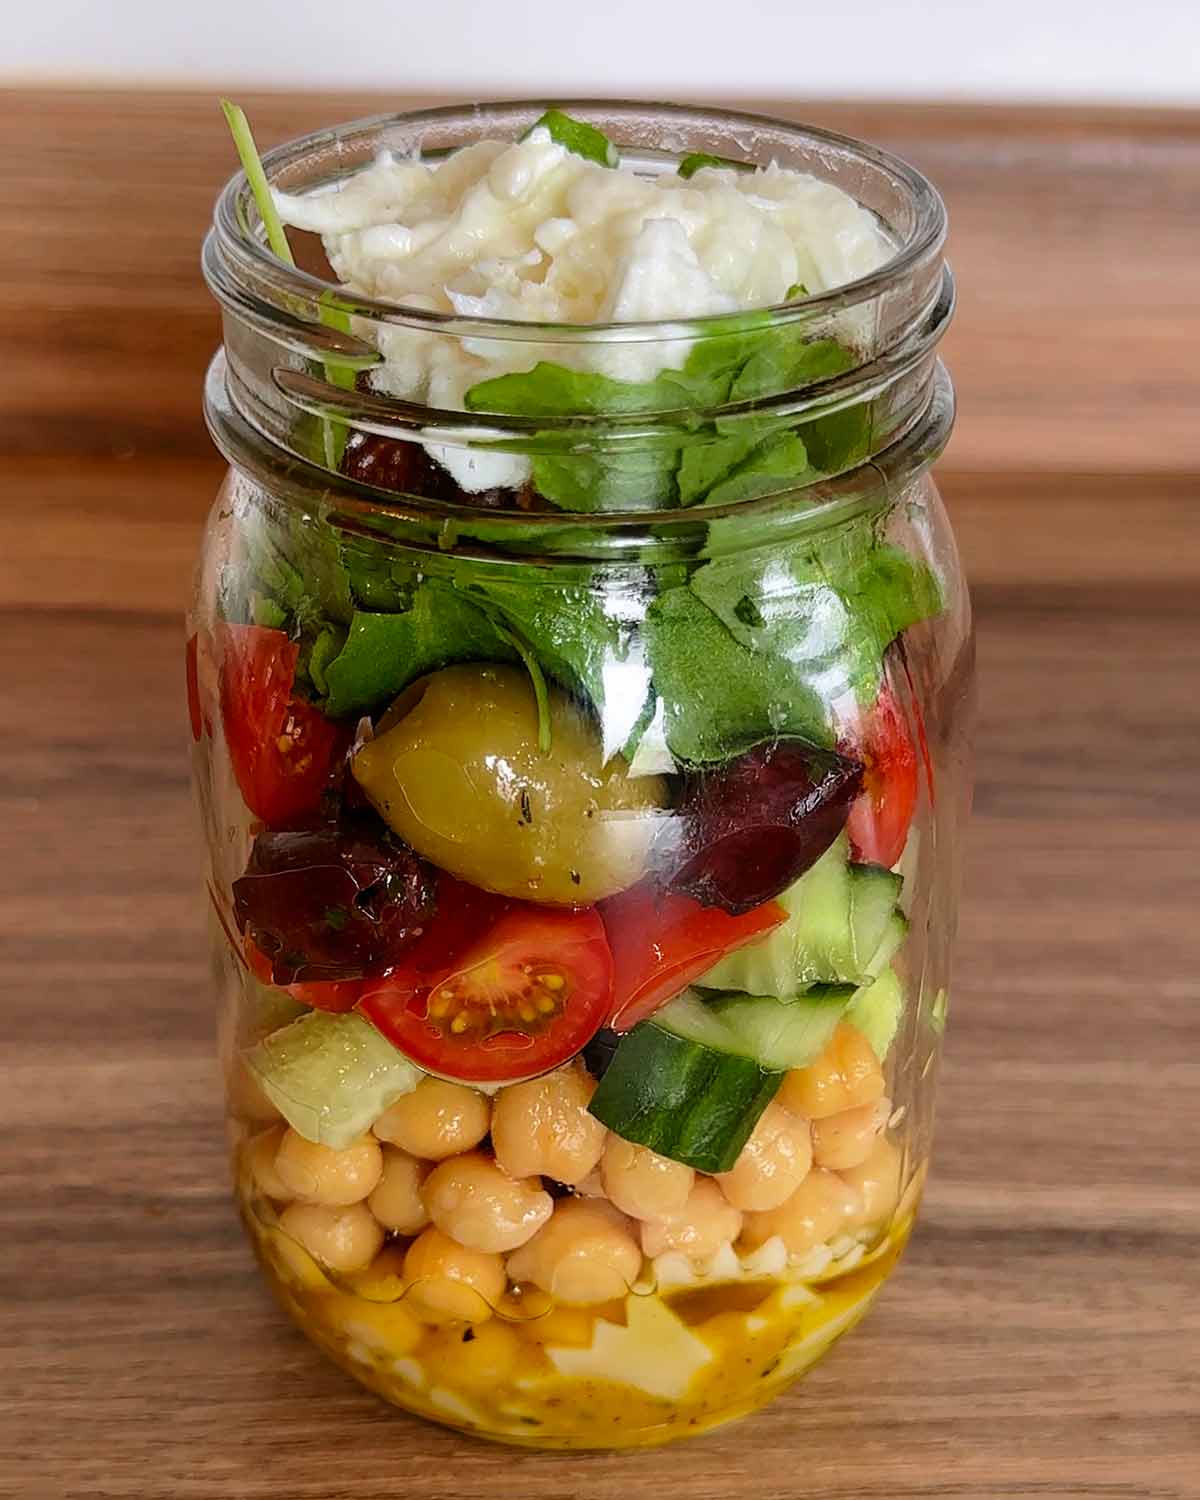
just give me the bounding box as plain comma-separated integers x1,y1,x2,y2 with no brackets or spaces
2,91,1198,1500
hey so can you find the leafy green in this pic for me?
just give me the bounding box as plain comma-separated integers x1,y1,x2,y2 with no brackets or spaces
643,585,832,763
465,361,675,418
463,320,871,513
677,151,745,179
638,511,944,764
321,586,518,719
530,448,680,513
522,109,619,167
689,516,943,712
701,432,811,509
452,574,616,710
490,616,553,753
221,101,367,472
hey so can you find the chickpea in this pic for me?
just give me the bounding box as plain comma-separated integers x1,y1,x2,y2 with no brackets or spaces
507,1199,642,1305
811,1097,890,1171
492,1061,606,1186
422,1151,553,1253
424,1320,524,1390
266,1225,332,1292
601,1138,695,1221
716,1101,813,1212
367,1147,430,1235
274,1129,383,1207
740,1168,863,1255
639,1178,743,1262
245,1124,291,1201
403,1227,507,1325
278,1201,384,1274
778,1023,885,1120
841,1136,904,1230
345,1244,409,1301
372,1078,490,1162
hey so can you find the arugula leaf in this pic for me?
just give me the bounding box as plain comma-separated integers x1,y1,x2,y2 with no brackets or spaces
677,151,746,179
321,586,519,718
465,361,673,417
522,109,619,167
643,585,832,764
490,616,553,753
689,517,943,711
452,574,615,710
532,448,680,513
463,317,871,513
700,431,811,509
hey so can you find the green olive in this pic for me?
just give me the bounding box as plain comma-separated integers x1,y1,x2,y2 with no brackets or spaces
352,664,668,904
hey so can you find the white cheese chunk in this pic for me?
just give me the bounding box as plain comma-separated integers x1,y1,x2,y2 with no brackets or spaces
546,1294,713,1401
273,130,893,490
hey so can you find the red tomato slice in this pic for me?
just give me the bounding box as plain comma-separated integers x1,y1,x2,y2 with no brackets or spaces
842,684,919,869
243,935,363,1013
217,623,345,828
600,885,787,1033
372,873,514,996
359,907,611,1084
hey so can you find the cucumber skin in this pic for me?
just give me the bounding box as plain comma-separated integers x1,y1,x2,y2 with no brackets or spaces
698,838,906,994
588,1023,783,1174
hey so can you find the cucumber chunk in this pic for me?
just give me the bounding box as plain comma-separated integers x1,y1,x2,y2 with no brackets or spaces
863,910,908,982
244,1011,424,1149
703,984,858,1071
697,835,902,994
849,863,904,974
652,990,747,1055
587,1021,783,1173
843,966,905,1061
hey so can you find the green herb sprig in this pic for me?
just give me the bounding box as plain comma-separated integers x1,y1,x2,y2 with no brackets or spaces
220,99,353,467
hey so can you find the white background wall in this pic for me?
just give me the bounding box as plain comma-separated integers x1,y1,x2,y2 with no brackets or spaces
6,0,1199,103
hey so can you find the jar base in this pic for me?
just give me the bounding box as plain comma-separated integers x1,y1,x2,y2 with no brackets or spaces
245,1197,912,1451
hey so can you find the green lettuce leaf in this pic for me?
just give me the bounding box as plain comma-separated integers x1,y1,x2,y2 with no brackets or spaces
463,320,871,514
321,586,518,718
689,517,943,711
642,585,832,763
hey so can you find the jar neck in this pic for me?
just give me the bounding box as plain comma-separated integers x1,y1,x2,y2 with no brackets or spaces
202,101,952,549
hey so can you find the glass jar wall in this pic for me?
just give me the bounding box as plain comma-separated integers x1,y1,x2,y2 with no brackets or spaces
191,103,973,1449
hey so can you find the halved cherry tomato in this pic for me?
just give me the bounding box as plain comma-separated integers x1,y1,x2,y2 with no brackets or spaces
370,873,514,996
243,935,363,1014
217,623,345,828
600,885,787,1032
841,684,919,869
359,907,611,1084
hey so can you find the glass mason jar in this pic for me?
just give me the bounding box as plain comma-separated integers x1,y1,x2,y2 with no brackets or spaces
191,102,973,1450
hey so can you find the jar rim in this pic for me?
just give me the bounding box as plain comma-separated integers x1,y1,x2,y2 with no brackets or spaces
210,98,947,343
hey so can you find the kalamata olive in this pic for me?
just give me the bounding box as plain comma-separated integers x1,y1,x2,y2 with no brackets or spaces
232,815,435,982
662,739,863,914
352,665,669,905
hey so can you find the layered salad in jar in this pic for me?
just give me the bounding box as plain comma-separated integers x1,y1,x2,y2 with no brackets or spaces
194,107,950,1449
